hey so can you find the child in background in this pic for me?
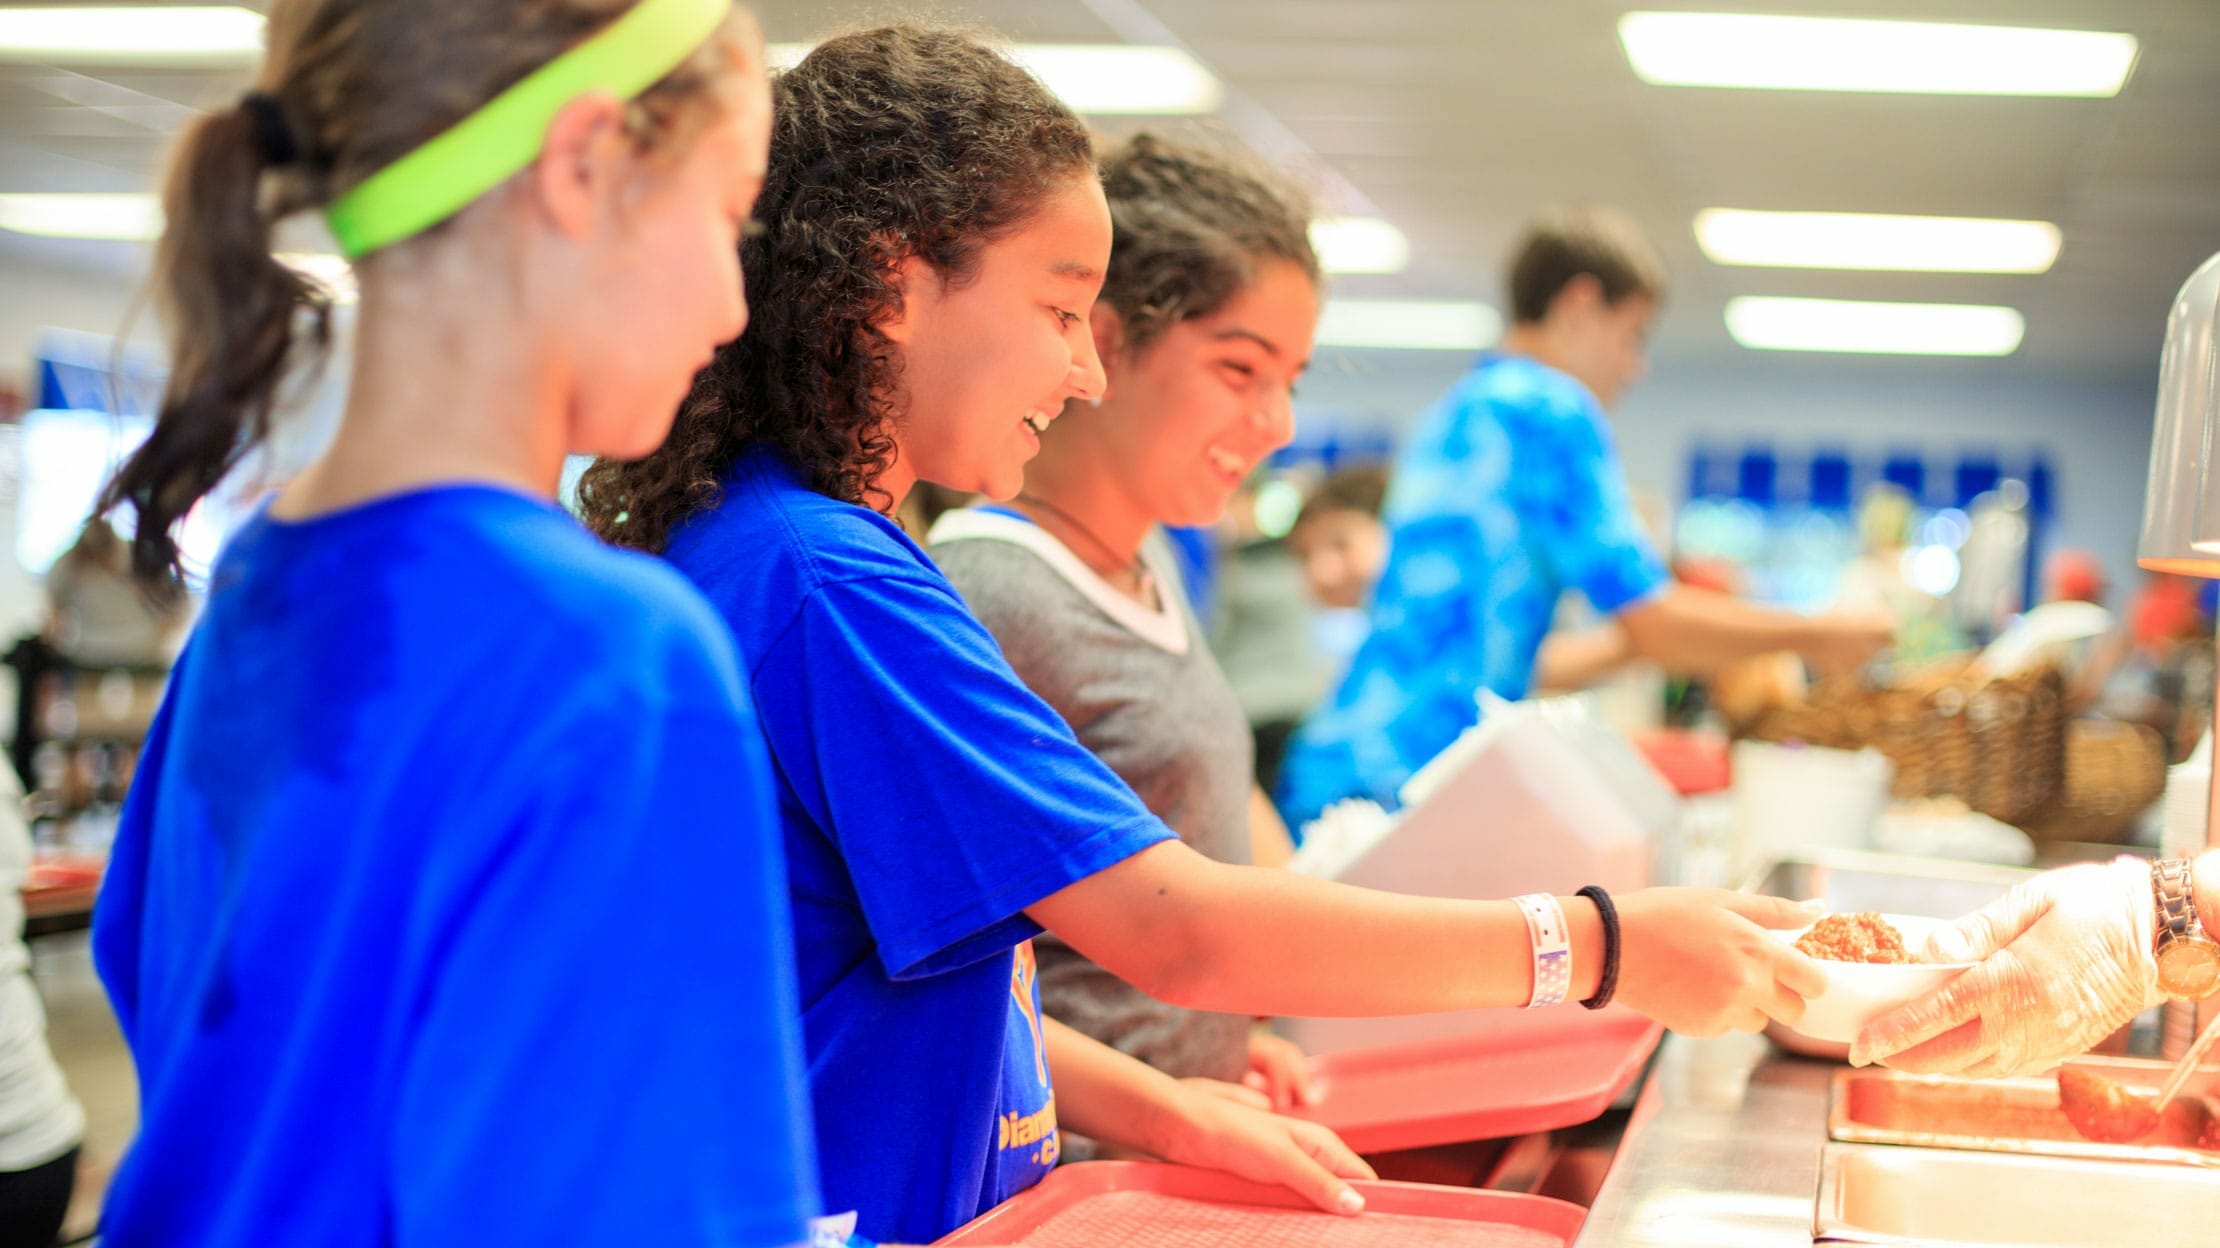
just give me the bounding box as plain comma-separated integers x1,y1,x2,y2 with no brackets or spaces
89,3,815,1244
1285,466,1395,706
1287,465,1391,614
0,769,81,1248
584,25,1825,1245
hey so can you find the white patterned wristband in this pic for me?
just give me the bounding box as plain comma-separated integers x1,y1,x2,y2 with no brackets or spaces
1513,893,1572,1008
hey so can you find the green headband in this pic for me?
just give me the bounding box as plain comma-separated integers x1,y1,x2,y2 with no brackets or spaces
325,0,732,259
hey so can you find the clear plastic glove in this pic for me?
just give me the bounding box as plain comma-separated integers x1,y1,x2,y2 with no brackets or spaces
1849,859,2162,1079
1242,1030,1321,1111
1157,1081,1376,1216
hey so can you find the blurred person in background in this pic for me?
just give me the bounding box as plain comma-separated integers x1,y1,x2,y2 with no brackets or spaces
1287,465,1390,616
0,772,81,1248
1277,207,1892,829
43,520,189,668
1285,464,1637,708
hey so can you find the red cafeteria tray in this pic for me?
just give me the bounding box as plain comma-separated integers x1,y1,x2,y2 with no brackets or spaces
21,857,103,920
936,1161,1583,1247
1288,1007,1662,1154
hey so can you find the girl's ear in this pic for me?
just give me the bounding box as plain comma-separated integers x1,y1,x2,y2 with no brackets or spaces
531,90,633,241
877,252,933,345
1089,299,1126,371
1089,300,1129,405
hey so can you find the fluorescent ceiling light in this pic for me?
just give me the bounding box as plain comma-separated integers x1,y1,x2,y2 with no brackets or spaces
0,5,264,65
1618,12,2137,97
0,192,161,241
1316,299,1501,352
1695,209,2062,274
1309,217,1410,275
1724,296,2025,356
766,42,1223,114
1014,45,1222,115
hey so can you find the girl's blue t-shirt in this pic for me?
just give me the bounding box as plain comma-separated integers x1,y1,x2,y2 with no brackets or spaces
93,487,817,1247
665,449,1174,1245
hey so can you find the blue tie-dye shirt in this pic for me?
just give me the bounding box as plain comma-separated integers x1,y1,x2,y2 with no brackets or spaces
1276,354,1668,829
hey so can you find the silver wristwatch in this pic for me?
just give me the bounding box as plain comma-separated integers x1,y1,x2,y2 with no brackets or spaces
2152,857,2220,1001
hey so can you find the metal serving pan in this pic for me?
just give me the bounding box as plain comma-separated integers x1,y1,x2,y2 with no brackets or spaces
1816,1142,2220,1246
1827,1060,2220,1168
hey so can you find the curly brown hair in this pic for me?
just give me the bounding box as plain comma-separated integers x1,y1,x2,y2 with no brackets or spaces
1096,131,1319,355
579,23,1096,550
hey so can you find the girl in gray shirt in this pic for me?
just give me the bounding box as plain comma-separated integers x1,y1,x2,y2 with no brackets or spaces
931,131,1323,1117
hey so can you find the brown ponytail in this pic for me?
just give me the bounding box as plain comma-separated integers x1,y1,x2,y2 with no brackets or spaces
98,100,330,584
96,0,760,586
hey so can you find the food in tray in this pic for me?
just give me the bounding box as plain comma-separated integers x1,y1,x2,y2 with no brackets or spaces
1836,1068,2220,1159
2056,1066,2161,1142
2052,1067,2220,1149
1796,911,1914,964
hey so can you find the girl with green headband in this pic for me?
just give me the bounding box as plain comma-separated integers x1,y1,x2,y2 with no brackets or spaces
90,3,815,1245
585,21,1825,1246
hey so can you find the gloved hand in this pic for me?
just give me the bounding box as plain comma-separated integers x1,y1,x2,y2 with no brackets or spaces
1850,858,2163,1079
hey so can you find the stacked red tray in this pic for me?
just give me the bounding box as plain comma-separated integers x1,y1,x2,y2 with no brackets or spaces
936,1161,1585,1247
1290,1006,1662,1154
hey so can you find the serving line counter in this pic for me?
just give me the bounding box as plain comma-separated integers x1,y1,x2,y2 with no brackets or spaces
1575,1030,1843,1248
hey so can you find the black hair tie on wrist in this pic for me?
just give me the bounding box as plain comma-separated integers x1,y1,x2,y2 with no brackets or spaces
240,92,300,167
1578,885,1621,1010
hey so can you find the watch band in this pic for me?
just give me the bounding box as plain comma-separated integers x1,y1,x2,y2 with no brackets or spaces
2154,858,2203,944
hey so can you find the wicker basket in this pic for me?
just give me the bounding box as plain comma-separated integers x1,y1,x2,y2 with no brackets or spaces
1741,659,2067,826
2018,720,2168,846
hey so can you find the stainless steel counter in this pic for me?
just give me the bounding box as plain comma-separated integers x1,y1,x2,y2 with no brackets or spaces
1575,1032,1836,1248
1572,849,2039,1248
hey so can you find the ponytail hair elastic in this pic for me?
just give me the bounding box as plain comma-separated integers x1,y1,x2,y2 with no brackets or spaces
239,92,302,167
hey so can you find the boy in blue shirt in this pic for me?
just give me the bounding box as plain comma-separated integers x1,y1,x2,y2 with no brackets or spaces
1279,208,1893,828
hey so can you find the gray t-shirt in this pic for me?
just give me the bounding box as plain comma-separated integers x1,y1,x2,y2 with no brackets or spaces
929,508,1254,1085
